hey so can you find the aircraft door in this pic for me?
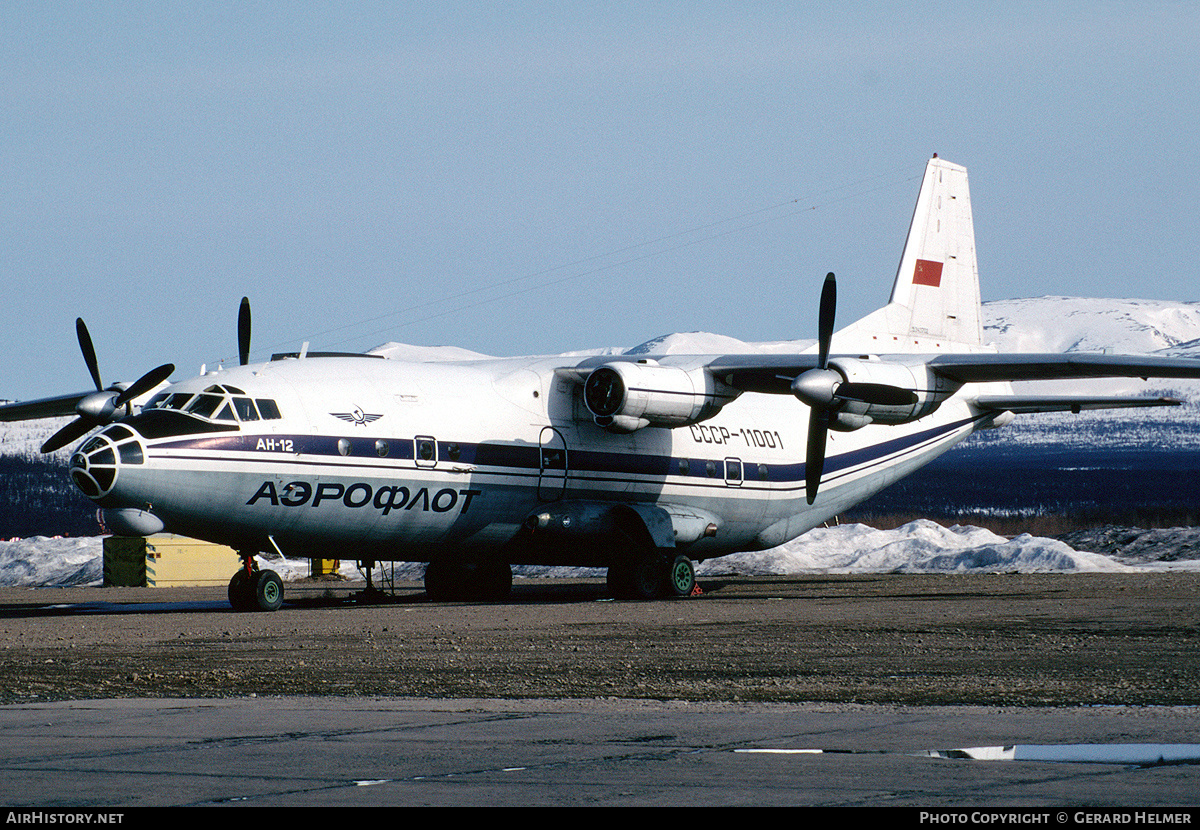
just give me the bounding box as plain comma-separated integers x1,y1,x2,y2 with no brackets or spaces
538,426,568,502
724,457,743,486
414,436,437,469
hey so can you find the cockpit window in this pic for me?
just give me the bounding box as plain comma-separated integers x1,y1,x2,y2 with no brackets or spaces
158,392,194,410
233,397,259,421
104,425,134,442
185,394,222,419
154,386,282,422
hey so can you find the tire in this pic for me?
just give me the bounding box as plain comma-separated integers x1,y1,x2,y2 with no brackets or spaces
667,554,696,597
606,560,632,598
476,559,512,601
253,569,284,612
228,570,254,611
608,548,666,600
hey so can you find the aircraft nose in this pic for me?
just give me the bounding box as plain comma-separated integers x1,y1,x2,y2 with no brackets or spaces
68,425,145,501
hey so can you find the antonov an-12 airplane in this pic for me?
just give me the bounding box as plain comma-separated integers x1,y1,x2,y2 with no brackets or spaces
6,156,1200,611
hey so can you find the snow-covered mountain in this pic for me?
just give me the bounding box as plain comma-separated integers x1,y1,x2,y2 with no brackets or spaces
984,296,1200,356
970,296,1200,449
982,296,1200,407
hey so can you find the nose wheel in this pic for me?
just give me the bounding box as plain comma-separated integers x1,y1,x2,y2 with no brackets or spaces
228,559,284,611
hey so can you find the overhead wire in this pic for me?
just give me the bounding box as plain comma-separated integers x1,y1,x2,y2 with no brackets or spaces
241,166,919,361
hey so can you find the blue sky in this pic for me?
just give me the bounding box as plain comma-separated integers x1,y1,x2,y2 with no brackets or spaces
3,2,1198,400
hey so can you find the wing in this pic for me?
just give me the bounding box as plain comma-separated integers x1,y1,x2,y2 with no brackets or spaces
0,392,92,421
570,350,1200,401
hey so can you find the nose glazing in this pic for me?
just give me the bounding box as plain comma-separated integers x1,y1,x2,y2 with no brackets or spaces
68,425,145,500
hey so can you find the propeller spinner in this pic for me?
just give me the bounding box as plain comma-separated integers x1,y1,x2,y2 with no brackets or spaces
40,319,174,453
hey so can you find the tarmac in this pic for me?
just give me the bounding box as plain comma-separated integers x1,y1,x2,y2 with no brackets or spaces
3,697,1200,808
2,574,1199,808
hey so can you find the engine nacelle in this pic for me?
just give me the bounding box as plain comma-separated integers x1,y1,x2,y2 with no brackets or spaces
583,361,735,433
827,357,958,428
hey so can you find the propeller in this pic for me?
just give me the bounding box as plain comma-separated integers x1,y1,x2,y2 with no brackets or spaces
790,273,917,504
238,296,251,366
793,274,839,505
40,319,174,453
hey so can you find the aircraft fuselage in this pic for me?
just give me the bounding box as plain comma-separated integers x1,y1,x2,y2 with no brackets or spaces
74,353,987,568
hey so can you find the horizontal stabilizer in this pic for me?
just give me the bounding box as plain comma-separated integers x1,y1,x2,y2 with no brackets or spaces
975,395,1181,414
929,352,1200,383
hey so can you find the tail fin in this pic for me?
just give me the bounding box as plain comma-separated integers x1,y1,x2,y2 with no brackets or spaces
836,156,984,352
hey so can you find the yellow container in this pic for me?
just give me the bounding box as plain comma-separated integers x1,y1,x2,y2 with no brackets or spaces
311,558,340,576
103,535,240,588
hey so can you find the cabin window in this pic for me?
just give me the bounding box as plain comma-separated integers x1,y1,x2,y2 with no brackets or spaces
414,436,437,468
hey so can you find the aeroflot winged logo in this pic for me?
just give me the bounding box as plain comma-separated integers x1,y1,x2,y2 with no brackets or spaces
330,406,383,426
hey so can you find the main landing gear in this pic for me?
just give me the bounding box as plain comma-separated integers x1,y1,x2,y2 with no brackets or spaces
228,555,284,612
607,550,698,600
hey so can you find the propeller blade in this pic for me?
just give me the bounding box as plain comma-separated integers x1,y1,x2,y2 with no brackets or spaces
238,296,251,366
836,382,919,407
41,417,95,454
113,364,175,408
805,409,828,505
817,272,836,370
801,272,838,504
76,318,103,391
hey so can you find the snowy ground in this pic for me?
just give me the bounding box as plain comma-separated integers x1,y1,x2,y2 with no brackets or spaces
5,519,1200,590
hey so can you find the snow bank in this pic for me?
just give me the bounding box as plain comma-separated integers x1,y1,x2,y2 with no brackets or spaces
9,520,1197,590
0,536,104,587
696,520,1131,575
